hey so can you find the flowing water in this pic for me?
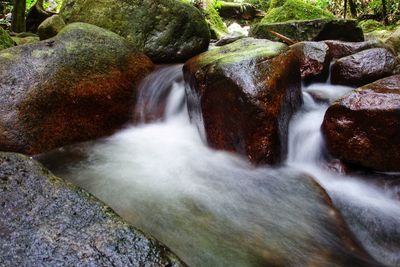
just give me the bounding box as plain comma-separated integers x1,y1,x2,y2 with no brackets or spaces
38,65,400,267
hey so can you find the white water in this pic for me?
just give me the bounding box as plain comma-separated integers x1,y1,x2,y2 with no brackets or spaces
38,66,400,267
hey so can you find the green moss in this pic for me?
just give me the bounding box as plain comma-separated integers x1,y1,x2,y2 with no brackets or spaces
262,0,334,23
0,28,14,51
204,0,228,39
359,20,384,33
197,38,287,67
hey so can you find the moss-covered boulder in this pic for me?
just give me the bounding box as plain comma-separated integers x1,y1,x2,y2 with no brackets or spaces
60,0,210,63
0,23,154,155
263,0,334,23
184,38,302,165
250,19,364,42
385,26,400,55
196,0,228,39
0,27,14,50
11,35,40,45
0,152,185,266
38,15,66,40
322,75,400,172
359,19,384,33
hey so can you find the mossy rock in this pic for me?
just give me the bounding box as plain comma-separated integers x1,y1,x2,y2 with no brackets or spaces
250,19,364,42
38,15,66,40
263,0,334,23
0,27,14,50
205,0,229,39
60,0,210,63
11,35,40,45
359,19,384,33
0,22,154,155
0,152,185,266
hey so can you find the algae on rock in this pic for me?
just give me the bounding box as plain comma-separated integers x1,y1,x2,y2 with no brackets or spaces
0,28,14,50
262,0,334,23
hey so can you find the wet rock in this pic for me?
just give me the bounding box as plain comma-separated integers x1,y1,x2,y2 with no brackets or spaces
0,152,185,267
38,15,66,40
322,75,400,172
0,27,14,50
331,48,397,87
214,34,245,47
291,41,330,80
60,0,210,63
0,23,154,155
324,39,386,59
184,38,302,165
249,19,364,43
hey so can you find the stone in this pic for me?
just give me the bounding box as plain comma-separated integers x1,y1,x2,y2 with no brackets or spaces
60,0,210,63
11,35,40,45
324,39,387,59
322,75,400,172
249,19,364,43
385,26,400,55
184,38,302,165
0,23,154,155
0,152,185,267
291,41,330,80
0,27,13,50
331,48,397,87
38,15,66,40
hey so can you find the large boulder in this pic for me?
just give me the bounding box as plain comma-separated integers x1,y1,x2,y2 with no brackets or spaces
249,19,364,43
60,0,210,63
184,38,302,165
37,14,66,40
322,75,400,172
0,27,13,50
0,23,154,155
331,48,397,87
263,0,334,23
0,152,185,266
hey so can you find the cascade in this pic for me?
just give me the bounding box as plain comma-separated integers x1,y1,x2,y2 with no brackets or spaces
38,65,400,267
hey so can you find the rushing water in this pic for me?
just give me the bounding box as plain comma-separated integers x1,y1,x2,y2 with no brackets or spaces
38,65,400,267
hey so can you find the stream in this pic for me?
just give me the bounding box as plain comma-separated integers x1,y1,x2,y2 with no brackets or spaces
38,65,400,267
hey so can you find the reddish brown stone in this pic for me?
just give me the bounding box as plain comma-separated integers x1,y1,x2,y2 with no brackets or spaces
324,39,386,59
331,48,397,87
184,38,302,165
0,23,154,155
291,41,330,80
322,75,400,172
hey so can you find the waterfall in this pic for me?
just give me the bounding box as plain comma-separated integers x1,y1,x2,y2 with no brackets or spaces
38,65,400,267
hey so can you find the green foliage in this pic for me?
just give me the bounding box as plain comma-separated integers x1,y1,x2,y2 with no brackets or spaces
262,0,334,23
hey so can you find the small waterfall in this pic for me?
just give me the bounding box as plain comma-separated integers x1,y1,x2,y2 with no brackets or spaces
38,65,400,267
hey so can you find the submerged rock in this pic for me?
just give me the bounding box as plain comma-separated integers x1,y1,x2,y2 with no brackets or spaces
38,15,66,40
184,38,302,165
60,0,210,63
249,19,364,43
0,152,185,266
322,75,400,172
0,27,14,50
331,48,397,87
0,23,154,155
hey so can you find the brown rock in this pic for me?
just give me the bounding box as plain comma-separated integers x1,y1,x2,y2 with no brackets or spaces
184,38,302,165
331,48,397,87
322,75,400,172
291,41,330,80
324,39,386,59
0,23,154,155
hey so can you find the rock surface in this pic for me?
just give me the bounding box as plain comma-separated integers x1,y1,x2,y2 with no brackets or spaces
249,19,364,43
291,41,330,80
60,0,210,63
324,39,386,59
0,152,185,267
38,15,66,40
331,48,397,87
322,75,400,172
385,26,400,55
184,38,302,165
0,23,154,155
0,27,14,50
